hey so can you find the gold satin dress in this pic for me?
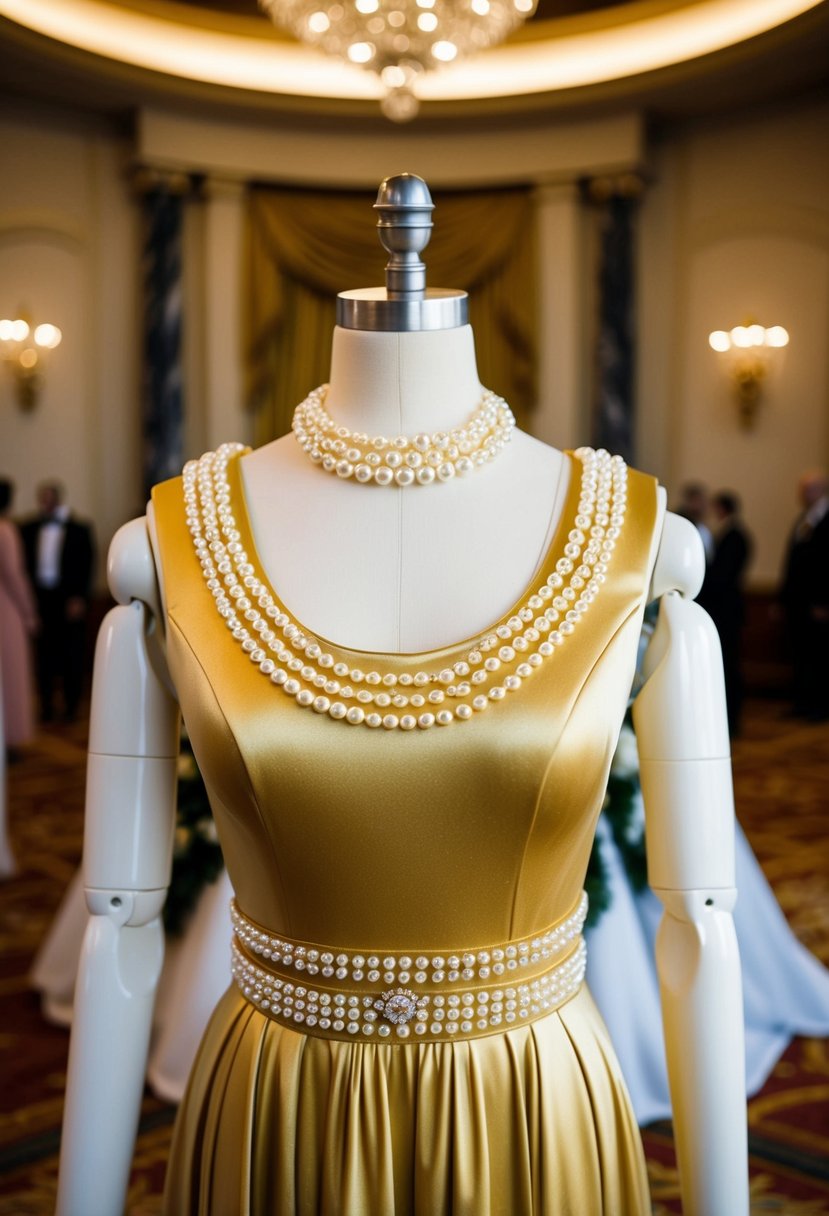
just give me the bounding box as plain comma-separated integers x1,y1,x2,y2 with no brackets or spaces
154,446,659,1216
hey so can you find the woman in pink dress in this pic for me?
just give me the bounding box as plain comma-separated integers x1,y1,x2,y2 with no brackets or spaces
0,479,37,751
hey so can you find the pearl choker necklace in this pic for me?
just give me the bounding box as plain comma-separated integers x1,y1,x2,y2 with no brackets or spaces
292,385,515,486
183,444,628,731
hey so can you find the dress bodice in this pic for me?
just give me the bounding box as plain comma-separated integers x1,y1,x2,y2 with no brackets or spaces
152,449,659,950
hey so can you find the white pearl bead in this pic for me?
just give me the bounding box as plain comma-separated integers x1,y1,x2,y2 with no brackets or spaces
395,467,415,486
472,695,488,711
329,702,347,719
382,714,399,730
437,462,456,482
436,710,454,725
416,466,436,485
346,706,365,725
385,450,402,468
366,713,382,728
284,678,300,696
400,715,417,730
335,460,353,479
456,704,472,720
374,467,394,486
418,713,435,729
312,696,330,713
297,689,314,707
355,464,372,483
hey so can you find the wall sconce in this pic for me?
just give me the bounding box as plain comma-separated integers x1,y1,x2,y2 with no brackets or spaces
708,321,789,429
0,313,62,412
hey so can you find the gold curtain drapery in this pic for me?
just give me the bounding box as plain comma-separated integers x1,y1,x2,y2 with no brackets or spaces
244,185,537,446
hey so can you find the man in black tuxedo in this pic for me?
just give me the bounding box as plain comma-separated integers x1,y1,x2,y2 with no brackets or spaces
779,470,829,721
698,491,753,736
21,481,95,722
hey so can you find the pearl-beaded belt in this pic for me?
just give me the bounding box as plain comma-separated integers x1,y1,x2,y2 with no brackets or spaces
230,894,588,1044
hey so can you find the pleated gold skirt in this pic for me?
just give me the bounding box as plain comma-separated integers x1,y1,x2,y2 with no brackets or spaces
162,984,649,1215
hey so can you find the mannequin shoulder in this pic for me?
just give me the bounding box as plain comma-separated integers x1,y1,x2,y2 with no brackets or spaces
107,514,163,617
649,498,706,601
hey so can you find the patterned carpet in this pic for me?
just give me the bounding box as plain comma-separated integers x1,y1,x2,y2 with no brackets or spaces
0,698,827,1214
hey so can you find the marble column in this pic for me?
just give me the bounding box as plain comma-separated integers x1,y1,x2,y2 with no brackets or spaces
136,169,190,498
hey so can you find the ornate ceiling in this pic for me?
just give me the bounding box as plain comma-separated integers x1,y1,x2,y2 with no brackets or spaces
0,0,827,123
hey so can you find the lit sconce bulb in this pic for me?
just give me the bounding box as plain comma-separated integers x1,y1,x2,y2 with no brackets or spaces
418,12,438,30
34,323,62,349
355,0,379,11
431,39,457,60
471,0,490,12
10,319,30,342
513,0,534,12
308,10,330,31
764,326,789,347
708,330,731,352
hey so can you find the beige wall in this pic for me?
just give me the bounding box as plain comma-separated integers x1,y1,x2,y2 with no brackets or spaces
0,107,141,583
638,94,829,587
1,93,826,592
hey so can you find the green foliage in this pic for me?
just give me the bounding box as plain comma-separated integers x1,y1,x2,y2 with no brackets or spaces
584,710,648,930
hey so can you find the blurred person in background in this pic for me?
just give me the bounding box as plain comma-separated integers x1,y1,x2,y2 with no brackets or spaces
698,491,753,736
779,470,829,722
0,478,37,757
20,481,95,724
674,480,714,562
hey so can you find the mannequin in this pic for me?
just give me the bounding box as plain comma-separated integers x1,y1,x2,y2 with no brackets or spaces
57,175,748,1215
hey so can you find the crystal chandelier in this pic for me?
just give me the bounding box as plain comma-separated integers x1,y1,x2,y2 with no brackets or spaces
259,0,537,121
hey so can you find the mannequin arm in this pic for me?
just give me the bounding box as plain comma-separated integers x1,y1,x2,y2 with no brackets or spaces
57,520,180,1216
633,514,748,1216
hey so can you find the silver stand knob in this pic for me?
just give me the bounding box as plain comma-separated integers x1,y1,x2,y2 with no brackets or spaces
337,173,468,332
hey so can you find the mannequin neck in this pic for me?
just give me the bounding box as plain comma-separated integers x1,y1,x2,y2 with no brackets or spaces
324,325,483,437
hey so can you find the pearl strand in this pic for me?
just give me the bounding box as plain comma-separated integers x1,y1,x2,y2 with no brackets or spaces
231,891,588,986
182,444,628,730
292,384,516,486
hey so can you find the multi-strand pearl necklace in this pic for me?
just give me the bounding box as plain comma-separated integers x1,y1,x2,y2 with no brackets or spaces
291,385,515,486
183,444,628,731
